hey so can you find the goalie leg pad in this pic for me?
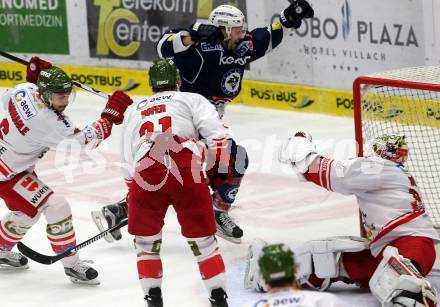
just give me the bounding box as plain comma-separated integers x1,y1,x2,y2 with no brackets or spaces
294,236,369,290
369,246,438,307
244,238,268,291
135,233,163,295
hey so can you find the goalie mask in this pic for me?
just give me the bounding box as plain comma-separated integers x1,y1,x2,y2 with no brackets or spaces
209,5,247,44
37,66,75,111
258,243,296,291
372,134,408,163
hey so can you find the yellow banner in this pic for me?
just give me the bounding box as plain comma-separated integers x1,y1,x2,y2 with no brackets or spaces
0,62,354,118
236,79,354,117
361,92,440,128
0,62,152,96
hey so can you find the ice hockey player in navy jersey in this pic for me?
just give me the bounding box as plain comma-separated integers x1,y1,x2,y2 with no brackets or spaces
92,1,314,244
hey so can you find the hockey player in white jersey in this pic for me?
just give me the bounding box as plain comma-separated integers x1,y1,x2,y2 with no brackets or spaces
120,59,230,307
0,57,133,285
260,132,439,307
243,240,342,307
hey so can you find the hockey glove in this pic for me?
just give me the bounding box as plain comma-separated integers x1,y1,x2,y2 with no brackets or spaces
101,91,133,125
280,0,314,29
233,35,254,57
189,23,225,45
26,56,52,84
278,131,319,173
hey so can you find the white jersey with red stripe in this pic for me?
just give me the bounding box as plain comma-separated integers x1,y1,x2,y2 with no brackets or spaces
310,156,439,256
0,82,111,181
120,90,230,183
243,288,342,307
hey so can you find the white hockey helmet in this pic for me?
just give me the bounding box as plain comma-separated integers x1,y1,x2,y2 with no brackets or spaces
209,5,246,40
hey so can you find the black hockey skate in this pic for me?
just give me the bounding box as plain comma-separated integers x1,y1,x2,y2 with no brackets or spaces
214,210,243,244
91,198,128,243
144,287,163,307
0,250,29,270
209,288,228,307
64,260,100,285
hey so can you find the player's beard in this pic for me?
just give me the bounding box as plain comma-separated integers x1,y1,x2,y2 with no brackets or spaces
56,105,67,112
223,39,239,51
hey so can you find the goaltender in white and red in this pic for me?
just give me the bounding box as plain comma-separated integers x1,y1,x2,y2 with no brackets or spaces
0,57,133,284
273,132,439,307
120,59,231,307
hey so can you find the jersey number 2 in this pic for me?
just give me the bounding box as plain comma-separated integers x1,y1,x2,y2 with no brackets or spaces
139,116,172,138
0,119,9,140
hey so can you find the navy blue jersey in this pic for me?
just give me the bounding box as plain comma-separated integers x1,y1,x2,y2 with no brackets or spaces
157,23,284,102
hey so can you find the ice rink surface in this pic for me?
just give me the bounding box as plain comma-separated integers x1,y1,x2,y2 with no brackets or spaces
0,89,439,307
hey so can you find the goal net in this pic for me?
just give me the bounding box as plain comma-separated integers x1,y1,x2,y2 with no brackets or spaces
353,66,440,229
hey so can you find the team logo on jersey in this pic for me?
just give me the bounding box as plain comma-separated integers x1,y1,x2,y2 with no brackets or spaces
137,99,149,110
14,90,37,120
221,69,241,96
253,294,304,306
253,299,269,307
137,94,174,110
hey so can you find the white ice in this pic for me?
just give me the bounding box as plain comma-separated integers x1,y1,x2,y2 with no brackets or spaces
0,89,438,307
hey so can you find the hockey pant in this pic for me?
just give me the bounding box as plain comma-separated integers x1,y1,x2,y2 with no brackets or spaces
127,153,216,237
128,155,226,294
0,171,80,267
342,236,435,288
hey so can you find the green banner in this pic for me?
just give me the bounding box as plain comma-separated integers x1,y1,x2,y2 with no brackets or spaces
0,0,69,54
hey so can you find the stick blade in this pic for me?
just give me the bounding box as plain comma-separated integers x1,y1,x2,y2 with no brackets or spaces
17,242,57,265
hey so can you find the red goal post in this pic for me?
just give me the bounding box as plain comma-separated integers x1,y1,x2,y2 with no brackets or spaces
353,66,440,234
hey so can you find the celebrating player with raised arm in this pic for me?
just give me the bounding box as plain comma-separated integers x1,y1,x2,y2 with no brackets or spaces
0,57,133,284
120,59,231,307
245,132,439,306
94,0,315,244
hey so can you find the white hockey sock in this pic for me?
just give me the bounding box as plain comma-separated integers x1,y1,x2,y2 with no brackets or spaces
135,233,163,295
0,212,37,250
188,236,226,292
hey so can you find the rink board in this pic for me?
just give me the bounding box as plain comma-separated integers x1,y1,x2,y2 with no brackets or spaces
0,61,354,117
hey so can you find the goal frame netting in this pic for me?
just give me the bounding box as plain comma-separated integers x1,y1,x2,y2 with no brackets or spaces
354,75,440,156
353,66,440,239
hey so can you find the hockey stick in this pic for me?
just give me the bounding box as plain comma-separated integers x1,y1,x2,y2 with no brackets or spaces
16,218,128,265
0,50,110,99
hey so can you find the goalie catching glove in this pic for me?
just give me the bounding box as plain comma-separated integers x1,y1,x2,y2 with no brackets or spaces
280,0,314,29
278,131,321,174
